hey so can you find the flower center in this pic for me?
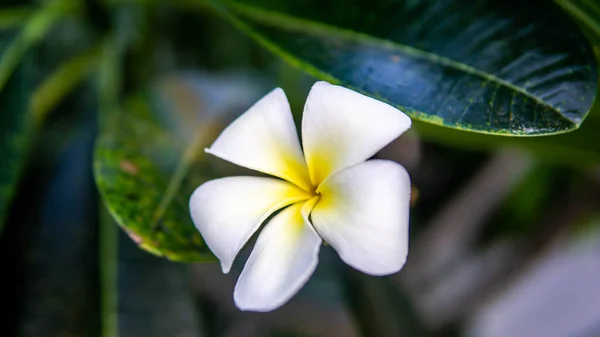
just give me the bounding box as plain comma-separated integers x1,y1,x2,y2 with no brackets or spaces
307,184,320,198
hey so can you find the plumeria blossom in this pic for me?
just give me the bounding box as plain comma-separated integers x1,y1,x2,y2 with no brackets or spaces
190,81,412,312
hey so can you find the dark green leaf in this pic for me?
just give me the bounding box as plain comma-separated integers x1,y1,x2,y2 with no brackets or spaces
415,99,600,167
0,0,77,92
213,0,597,135
414,46,600,165
0,6,33,31
30,44,101,123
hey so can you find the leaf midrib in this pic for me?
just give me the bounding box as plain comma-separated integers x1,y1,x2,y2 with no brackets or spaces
225,0,578,125
149,121,219,231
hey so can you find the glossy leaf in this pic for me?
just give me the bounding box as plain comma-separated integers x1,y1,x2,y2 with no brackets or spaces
214,0,598,135
94,73,266,262
414,98,600,167
413,40,600,165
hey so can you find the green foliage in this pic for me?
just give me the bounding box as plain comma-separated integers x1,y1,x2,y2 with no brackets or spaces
2,0,600,261
0,0,77,91
94,78,218,262
0,2,86,231
0,43,32,231
211,0,598,136
483,166,558,241
2,2,600,335
30,45,101,123
0,6,33,31
414,101,600,167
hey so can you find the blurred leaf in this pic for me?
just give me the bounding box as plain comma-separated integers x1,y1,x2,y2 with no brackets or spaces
117,227,205,336
0,1,82,232
481,165,559,241
95,37,123,337
210,0,597,135
0,88,97,336
340,265,426,337
0,6,33,30
0,0,78,91
0,37,32,232
572,213,600,239
100,206,119,337
19,122,100,337
556,0,600,41
94,74,224,262
30,45,101,123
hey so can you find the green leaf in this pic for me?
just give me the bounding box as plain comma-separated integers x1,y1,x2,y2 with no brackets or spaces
30,44,101,123
0,0,77,92
94,72,226,262
211,0,598,135
0,6,34,31
415,98,600,167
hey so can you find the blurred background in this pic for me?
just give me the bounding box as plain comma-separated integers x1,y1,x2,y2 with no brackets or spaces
1,0,600,337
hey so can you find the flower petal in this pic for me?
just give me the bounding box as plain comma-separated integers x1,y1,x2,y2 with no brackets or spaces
190,176,311,273
302,81,412,185
234,202,321,312
311,160,411,275
206,88,312,191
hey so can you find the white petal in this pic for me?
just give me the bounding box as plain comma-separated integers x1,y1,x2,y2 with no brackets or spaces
206,88,312,191
190,177,311,273
234,201,322,312
302,81,412,185
311,160,411,275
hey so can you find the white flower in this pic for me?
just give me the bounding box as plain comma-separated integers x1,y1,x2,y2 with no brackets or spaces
189,81,412,312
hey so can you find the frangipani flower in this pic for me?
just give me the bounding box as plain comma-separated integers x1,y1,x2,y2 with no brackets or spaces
190,81,412,312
